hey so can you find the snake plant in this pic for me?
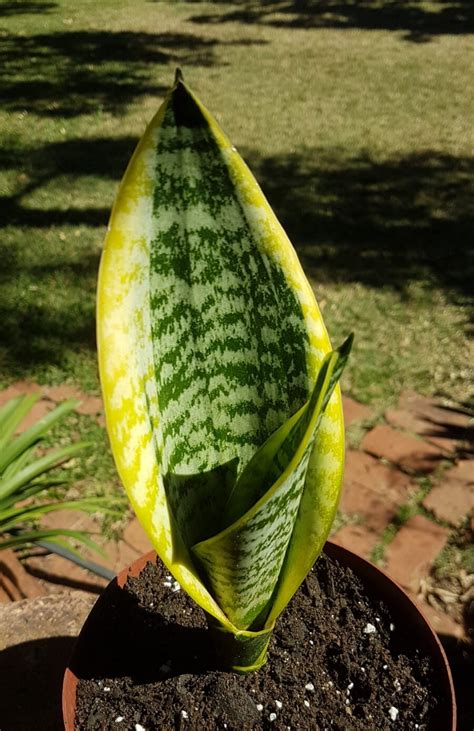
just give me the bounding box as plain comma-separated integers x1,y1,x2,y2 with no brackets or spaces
98,71,352,672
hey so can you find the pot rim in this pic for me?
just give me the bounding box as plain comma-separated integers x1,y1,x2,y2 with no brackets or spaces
62,541,457,730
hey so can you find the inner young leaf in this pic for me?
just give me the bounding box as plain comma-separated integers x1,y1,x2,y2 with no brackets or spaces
222,334,353,529
163,458,238,548
191,336,352,629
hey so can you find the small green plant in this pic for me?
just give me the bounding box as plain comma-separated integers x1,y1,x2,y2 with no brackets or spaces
98,71,352,671
0,394,114,559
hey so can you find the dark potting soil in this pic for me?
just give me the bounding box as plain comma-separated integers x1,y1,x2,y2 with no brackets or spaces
75,554,442,730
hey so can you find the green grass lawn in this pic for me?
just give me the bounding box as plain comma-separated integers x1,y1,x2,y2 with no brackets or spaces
1,0,472,413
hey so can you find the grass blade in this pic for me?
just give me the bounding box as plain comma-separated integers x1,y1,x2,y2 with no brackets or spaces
36,540,115,580
0,394,39,455
0,528,106,555
0,399,79,474
0,442,89,501
0,498,118,532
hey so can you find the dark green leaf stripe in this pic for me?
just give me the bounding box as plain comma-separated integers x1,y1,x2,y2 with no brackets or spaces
150,86,310,479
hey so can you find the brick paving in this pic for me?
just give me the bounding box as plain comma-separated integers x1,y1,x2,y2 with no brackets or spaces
383,515,450,592
1,380,473,644
361,423,446,473
336,392,473,639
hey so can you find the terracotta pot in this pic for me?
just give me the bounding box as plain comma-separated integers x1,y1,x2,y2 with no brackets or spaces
63,542,456,730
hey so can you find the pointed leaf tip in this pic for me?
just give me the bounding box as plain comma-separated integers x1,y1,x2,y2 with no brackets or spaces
174,67,184,85
340,332,354,357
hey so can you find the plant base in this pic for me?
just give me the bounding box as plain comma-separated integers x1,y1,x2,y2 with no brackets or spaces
65,545,455,730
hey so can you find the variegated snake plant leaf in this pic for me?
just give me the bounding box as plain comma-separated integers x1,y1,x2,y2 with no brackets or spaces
98,70,352,672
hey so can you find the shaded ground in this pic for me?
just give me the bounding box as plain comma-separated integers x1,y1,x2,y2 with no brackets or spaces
2,140,473,293
1,0,472,403
0,28,267,117
187,0,474,44
1,140,473,401
248,149,474,300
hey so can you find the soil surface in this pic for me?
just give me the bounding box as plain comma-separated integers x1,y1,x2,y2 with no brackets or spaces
74,553,446,730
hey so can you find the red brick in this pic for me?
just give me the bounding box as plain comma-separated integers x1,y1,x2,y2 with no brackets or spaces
331,524,379,559
444,460,474,484
0,585,12,603
384,402,471,453
344,450,413,499
406,592,464,639
0,549,45,602
43,384,83,402
22,514,150,595
342,396,373,427
105,516,152,572
341,453,411,533
422,479,474,526
398,390,472,430
340,481,397,531
75,395,103,416
1,382,107,426
0,381,43,407
122,516,151,553
385,409,456,453
384,515,450,592
16,399,55,433
362,425,445,473
23,511,109,595
40,508,95,532
24,554,108,596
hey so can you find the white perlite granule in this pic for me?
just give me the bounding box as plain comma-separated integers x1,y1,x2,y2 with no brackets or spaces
180,710,188,720
269,713,277,722
389,706,399,721
363,623,377,634
305,682,315,691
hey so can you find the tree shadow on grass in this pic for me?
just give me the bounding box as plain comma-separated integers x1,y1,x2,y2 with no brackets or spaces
187,0,474,43
0,29,266,117
0,280,98,373
246,149,474,304
0,0,57,16
0,137,472,376
0,136,138,230
0,136,138,376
